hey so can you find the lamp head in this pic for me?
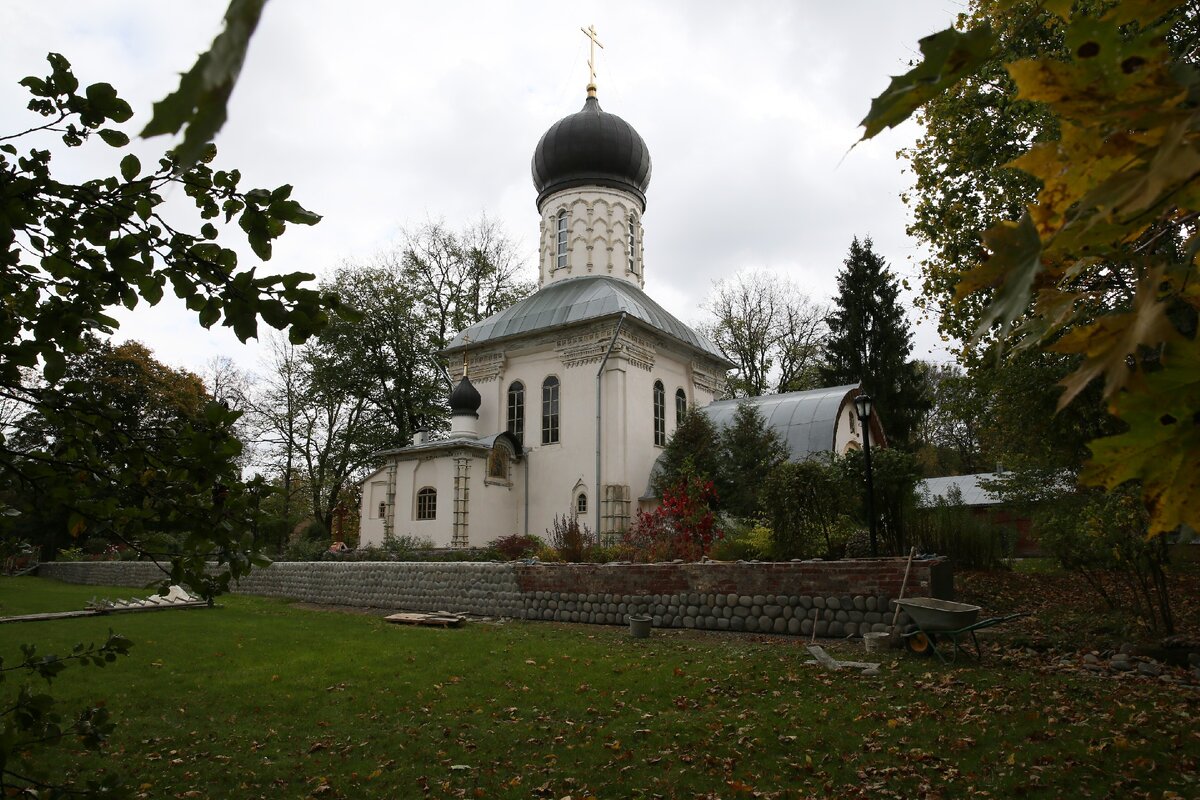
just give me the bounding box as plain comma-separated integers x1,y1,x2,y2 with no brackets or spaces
854,393,873,421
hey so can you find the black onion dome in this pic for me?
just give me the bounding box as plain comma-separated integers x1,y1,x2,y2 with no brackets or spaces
531,94,652,210
449,376,481,417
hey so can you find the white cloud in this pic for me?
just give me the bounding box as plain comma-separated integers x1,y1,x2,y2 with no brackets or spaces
2,0,966,374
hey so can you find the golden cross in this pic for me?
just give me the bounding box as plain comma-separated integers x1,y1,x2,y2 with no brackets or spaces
581,24,604,94
461,336,471,379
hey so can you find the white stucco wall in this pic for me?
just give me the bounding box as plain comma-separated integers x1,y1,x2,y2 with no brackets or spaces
448,321,724,539
359,466,389,546
834,402,858,455
359,445,524,550
537,187,644,289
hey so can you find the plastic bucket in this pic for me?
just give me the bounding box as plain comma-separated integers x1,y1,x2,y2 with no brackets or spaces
629,615,652,639
863,631,890,653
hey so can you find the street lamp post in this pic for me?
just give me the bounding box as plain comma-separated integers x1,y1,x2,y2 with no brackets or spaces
853,393,878,558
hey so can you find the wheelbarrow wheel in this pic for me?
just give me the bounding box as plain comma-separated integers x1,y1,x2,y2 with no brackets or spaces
907,631,936,656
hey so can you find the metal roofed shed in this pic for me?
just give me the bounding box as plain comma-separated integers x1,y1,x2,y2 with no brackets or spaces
442,275,732,366
918,474,1005,508
700,384,870,461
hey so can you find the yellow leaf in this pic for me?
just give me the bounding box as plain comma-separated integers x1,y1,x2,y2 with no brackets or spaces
1051,268,1179,408
1080,340,1200,534
957,213,1043,341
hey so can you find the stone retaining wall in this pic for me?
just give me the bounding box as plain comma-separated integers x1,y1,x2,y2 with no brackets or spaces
37,558,937,639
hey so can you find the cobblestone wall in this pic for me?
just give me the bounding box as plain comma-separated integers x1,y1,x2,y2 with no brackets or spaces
38,558,934,638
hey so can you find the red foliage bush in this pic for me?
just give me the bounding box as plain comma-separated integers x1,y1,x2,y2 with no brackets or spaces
621,475,722,562
490,534,541,560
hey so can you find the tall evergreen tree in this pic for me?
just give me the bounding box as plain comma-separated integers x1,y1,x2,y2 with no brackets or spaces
718,402,787,520
820,237,930,448
652,408,722,500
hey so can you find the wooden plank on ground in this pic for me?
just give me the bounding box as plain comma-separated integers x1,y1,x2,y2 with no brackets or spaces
385,612,465,628
104,601,210,614
806,645,843,671
803,659,881,669
0,609,103,624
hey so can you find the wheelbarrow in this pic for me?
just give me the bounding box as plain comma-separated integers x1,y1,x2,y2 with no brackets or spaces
897,598,1028,664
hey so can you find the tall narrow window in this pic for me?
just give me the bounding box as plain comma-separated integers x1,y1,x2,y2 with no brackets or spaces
416,487,437,520
675,388,687,426
555,211,568,270
542,376,560,445
653,380,666,446
377,501,386,520
506,381,525,444
576,492,588,515
628,212,637,272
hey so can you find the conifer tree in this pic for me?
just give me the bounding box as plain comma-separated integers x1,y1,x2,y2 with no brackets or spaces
819,236,929,448
652,408,722,500
718,402,787,520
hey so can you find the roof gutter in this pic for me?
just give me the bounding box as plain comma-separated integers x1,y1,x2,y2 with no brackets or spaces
595,311,627,543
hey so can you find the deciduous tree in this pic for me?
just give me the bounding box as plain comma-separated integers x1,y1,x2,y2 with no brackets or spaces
701,271,827,397
861,0,1200,534
0,53,346,590
0,52,343,796
393,216,535,350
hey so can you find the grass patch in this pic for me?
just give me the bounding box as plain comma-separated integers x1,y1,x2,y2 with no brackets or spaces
1,577,1197,799
1007,558,1061,575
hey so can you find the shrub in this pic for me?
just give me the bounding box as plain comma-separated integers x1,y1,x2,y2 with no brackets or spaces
490,534,542,560
1039,484,1173,634
843,528,873,559
619,475,722,562
910,486,1012,569
56,546,85,561
587,545,622,564
837,449,922,555
711,521,773,561
761,458,850,559
547,514,590,563
381,531,434,559
293,518,328,543
283,538,328,562
533,544,561,562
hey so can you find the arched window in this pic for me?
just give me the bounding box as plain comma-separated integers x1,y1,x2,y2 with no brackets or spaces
507,381,525,444
377,501,386,520
542,376,560,445
416,487,436,520
555,211,568,270
576,492,588,515
675,388,687,426
653,380,666,446
628,212,637,272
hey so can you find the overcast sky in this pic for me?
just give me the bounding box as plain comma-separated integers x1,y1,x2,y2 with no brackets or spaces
2,1,966,380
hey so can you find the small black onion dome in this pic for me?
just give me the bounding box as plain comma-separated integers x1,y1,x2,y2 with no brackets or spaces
531,94,652,211
449,376,481,417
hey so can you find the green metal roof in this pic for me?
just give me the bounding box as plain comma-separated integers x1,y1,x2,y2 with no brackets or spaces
702,384,862,461
442,276,731,366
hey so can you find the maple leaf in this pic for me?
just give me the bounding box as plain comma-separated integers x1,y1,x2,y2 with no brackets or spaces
956,213,1044,340
1051,268,1180,408
1080,339,1200,534
858,25,996,140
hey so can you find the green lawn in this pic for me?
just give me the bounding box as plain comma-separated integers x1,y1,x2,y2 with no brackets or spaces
1,577,1196,799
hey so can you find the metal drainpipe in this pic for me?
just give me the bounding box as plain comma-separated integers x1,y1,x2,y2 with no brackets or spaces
595,312,628,543
523,447,530,536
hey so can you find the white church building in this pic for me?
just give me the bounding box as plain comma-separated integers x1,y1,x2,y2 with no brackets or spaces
358,82,881,549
